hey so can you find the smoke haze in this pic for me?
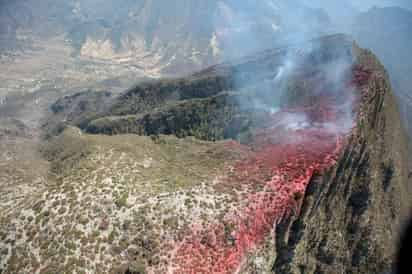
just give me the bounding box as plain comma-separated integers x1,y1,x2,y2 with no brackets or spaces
1,0,411,134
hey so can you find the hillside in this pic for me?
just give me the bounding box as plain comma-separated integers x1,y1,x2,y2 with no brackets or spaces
0,35,410,273
351,6,412,136
273,44,412,274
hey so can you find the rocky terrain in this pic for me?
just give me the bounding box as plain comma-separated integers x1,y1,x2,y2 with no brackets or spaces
0,0,333,108
351,6,412,136
2,1,412,142
273,45,412,274
0,34,410,274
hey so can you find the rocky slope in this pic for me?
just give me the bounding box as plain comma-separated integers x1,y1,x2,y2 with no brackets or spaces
351,6,412,137
272,46,412,274
0,35,411,274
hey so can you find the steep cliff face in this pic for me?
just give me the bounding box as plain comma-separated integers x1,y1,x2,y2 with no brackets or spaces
271,47,412,274
351,6,412,137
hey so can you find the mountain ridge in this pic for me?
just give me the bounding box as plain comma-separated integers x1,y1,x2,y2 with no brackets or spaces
0,34,405,273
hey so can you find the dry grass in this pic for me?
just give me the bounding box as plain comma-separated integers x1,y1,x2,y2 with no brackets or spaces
0,127,246,273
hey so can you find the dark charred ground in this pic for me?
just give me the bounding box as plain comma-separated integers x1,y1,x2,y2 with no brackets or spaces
1,34,411,273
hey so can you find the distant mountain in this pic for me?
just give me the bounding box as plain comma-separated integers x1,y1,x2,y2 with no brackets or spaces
351,6,412,134
0,0,330,76
350,0,412,11
0,1,32,51
303,0,358,29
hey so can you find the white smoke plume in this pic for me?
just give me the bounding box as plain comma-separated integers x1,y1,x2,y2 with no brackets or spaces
213,1,360,136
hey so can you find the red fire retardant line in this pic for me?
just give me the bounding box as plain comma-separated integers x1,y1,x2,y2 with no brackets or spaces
167,66,371,274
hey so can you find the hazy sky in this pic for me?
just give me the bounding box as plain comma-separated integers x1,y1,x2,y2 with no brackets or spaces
304,0,411,10
351,0,412,10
